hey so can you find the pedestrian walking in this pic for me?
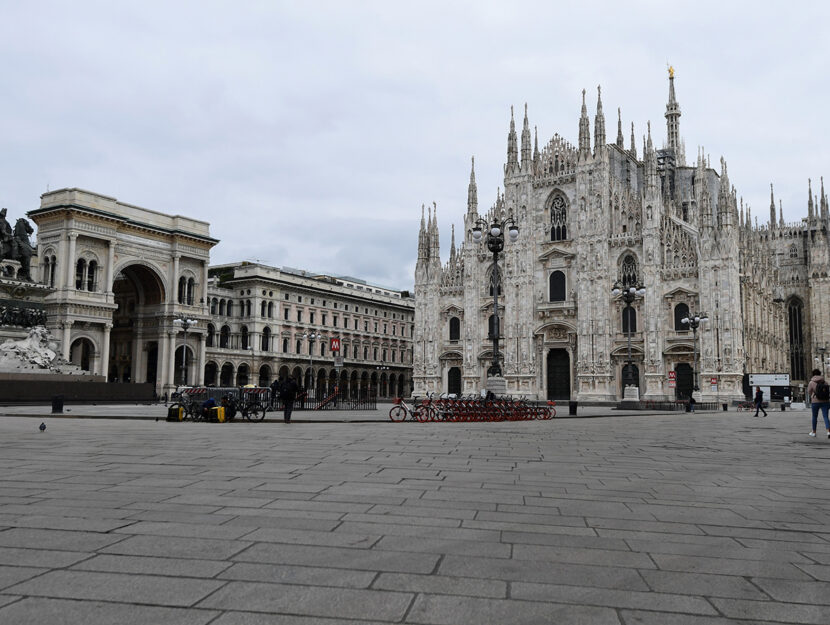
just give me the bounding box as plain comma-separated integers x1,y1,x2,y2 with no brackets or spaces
269,377,283,409
807,369,830,437
689,394,696,413
753,386,768,417
281,376,298,423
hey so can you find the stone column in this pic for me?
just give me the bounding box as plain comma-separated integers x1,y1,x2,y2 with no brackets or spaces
171,253,180,307
202,260,209,306
65,233,78,289
61,322,72,360
106,239,116,293
100,324,112,379
167,330,177,390
132,327,144,383
196,333,206,385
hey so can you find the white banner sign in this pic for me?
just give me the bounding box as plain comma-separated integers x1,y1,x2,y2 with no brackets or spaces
749,373,790,386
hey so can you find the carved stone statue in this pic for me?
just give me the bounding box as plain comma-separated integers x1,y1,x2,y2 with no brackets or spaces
0,208,12,261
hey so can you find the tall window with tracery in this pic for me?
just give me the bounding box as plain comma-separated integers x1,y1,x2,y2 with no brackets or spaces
620,254,638,287
550,195,567,241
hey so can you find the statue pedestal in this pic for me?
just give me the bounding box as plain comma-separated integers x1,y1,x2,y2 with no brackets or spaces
618,384,640,409
486,376,507,397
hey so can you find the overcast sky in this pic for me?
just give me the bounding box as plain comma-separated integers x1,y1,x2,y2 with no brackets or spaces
1,1,828,290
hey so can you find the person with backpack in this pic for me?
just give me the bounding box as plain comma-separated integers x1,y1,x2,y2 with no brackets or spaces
807,369,830,438
753,386,767,418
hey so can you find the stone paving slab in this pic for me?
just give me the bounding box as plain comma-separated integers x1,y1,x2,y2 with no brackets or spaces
0,409,828,624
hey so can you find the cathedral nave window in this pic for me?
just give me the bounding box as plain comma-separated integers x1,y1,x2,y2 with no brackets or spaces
449,317,460,341
549,271,566,302
620,254,638,287
549,195,568,241
673,303,690,331
789,244,798,259
622,307,637,333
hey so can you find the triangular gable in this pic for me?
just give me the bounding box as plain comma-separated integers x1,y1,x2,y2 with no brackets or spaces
537,245,576,262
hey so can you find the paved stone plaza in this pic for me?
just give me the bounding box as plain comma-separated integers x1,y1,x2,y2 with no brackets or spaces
0,408,829,624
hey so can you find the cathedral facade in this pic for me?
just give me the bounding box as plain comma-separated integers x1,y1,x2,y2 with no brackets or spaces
414,72,830,403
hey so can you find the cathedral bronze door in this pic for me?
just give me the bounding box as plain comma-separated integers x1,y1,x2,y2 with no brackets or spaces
547,349,570,400
675,363,693,400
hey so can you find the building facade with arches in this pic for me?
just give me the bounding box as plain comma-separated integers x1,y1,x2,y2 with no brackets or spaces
29,188,217,394
414,72,826,402
202,262,414,399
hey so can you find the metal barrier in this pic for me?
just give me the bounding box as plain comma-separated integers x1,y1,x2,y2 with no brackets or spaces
272,389,376,411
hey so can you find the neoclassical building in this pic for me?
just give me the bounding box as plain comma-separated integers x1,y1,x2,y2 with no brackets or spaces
26,188,414,396
414,72,829,402
202,262,414,398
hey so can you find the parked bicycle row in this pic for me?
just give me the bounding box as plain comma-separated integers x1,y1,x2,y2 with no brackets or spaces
389,395,555,423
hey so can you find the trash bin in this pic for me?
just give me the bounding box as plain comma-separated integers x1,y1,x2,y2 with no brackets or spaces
51,395,64,414
569,401,577,416
167,405,183,422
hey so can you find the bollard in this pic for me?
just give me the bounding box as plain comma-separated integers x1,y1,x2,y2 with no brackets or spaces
51,395,64,414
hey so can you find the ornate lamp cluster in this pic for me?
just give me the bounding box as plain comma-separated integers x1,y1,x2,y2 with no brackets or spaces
681,312,708,392
173,314,198,387
302,331,325,393
611,281,646,390
471,217,519,378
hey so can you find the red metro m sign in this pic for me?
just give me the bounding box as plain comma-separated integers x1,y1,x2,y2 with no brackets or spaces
330,337,341,352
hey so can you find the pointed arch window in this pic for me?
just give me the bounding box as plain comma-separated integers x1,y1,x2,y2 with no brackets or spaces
549,271,566,302
550,194,568,241
620,254,638,287
789,244,798,259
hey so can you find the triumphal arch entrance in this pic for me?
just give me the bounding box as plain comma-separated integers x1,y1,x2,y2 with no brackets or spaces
29,188,217,395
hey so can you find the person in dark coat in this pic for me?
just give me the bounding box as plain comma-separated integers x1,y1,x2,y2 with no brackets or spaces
281,376,298,423
753,386,768,417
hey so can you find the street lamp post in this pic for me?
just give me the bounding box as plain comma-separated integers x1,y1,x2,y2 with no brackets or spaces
681,312,708,397
303,332,324,397
611,281,646,400
173,315,198,387
471,216,519,381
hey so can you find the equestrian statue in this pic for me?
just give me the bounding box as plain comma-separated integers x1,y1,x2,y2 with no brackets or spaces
0,208,37,282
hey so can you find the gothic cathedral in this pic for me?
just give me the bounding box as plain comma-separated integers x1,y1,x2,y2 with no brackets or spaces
414,71,830,402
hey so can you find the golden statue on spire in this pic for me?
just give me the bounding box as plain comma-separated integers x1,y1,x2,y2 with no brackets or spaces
668,65,675,78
